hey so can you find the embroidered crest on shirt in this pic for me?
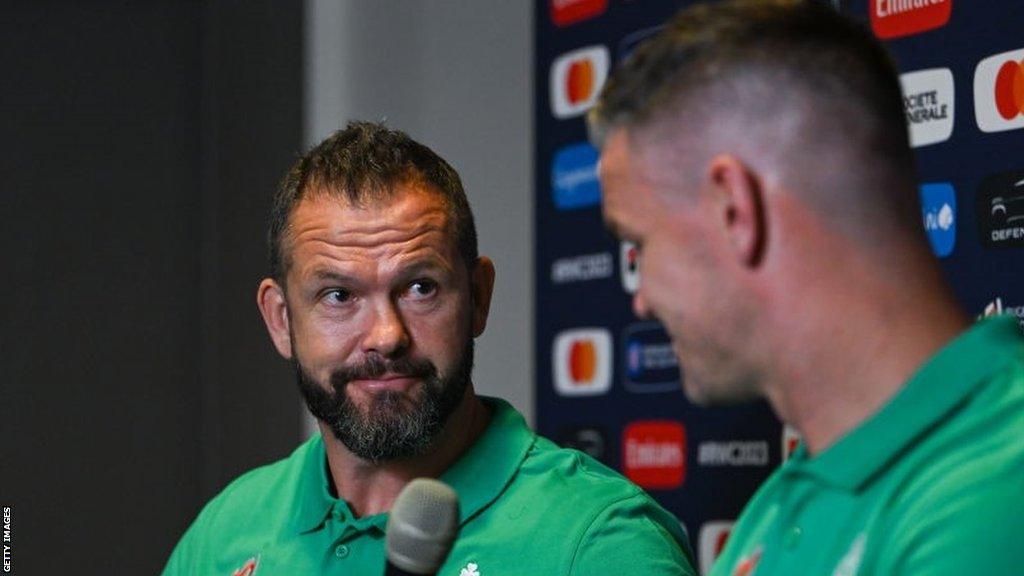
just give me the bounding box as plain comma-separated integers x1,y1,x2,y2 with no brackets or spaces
459,562,480,576
231,555,260,576
733,546,762,576
832,533,866,576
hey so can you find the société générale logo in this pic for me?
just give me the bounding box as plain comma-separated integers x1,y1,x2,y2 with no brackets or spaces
900,68,954,148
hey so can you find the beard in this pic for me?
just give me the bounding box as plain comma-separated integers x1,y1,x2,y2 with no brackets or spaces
293,339,474,464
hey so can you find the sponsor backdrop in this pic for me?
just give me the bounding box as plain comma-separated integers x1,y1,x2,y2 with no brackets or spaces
534,0,1024,573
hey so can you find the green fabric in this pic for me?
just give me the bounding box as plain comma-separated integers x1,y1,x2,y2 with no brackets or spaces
162,397,696,575
711,316,1024,576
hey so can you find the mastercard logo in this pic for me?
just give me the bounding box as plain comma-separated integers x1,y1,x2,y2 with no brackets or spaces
699,521,735,575
553,328,612,396
550,45,610,119
975,48,1024,133
566,59,595,105
994,60,1024,120
568,339,597,382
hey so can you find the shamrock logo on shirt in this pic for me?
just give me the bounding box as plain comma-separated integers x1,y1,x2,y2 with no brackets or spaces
459,562,480,576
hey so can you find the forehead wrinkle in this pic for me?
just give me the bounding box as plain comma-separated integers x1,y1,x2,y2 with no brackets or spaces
298,243,454,289
289,200,456,283
293,215,447,252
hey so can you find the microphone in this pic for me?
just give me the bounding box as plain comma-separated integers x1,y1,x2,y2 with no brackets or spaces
384,478,461,576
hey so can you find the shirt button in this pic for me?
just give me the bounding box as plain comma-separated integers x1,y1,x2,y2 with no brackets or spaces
334,544,350,558
784,526,802,549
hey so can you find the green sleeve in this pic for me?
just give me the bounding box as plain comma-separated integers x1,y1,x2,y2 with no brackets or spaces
160,517,200,576
875,475,1024,574
160,493,223,576
569,492,698,576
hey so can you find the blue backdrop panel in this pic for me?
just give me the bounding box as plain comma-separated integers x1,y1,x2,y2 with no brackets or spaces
534,1,1024,573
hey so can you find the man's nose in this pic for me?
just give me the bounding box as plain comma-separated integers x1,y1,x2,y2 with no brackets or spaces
361,301,411,357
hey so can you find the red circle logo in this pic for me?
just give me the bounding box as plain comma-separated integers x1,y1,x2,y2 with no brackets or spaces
994,59,1024,120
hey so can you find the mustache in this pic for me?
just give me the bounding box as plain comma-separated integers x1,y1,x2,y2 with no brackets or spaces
329,354,438,388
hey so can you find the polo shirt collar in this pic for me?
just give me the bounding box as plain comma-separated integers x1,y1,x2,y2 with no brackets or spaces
797,316,1023,491
440,396,536,526
290,434,339,534
288,396,536,533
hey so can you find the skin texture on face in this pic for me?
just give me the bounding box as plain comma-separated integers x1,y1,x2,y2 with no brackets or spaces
599,129,760,406
257,184,494,462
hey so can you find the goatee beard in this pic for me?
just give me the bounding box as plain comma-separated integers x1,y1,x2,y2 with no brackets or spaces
293,339,474,463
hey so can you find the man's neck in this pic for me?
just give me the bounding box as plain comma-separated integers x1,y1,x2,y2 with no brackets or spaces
763,233,969,456
318,392,492,518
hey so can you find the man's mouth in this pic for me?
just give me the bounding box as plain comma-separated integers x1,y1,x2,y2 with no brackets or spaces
349,374,421,393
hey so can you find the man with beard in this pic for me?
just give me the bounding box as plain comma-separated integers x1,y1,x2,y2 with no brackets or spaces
589,1,1024,575
161,122,696,576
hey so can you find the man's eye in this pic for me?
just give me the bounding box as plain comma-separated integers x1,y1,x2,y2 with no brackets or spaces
324,289,352,304
406,279,438,300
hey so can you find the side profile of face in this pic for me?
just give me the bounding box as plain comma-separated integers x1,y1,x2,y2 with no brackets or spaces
258,184,494,462
598,129,759,406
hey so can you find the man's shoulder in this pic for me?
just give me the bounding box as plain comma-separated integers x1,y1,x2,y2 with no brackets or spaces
893,365,1024,513
863,359,1024,572
524,435,696,574
519,434,656,510
197,435,321,529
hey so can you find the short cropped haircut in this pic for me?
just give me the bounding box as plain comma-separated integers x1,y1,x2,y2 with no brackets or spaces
268,121,478,283
589,0,907,150
588,0,919,232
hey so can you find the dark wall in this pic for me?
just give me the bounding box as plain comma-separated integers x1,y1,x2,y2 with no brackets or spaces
0,2,302,573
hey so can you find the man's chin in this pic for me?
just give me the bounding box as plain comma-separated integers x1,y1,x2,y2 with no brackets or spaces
682,376,759,407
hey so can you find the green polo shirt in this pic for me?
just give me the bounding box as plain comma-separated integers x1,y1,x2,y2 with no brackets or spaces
711,316,1024,576
163,397,696,575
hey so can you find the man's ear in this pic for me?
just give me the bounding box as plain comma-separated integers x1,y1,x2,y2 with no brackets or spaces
257,277,293,359
706,154,766,267
469,256,496,338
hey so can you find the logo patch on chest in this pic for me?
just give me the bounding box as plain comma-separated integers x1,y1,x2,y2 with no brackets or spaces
733,546,761,576
459,562,480,576
231,555,259,576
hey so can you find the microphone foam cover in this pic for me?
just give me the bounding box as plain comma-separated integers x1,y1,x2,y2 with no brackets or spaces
386,478,461,575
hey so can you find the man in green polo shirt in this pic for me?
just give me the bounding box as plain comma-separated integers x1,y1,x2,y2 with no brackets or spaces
162,122,696,575
589,0,1024,574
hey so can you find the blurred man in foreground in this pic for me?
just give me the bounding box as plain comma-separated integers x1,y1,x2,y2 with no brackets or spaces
162,122,695,575
590,1,1024,574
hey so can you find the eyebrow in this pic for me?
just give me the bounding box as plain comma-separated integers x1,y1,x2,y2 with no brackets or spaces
310,269,359,285
398,258,452,280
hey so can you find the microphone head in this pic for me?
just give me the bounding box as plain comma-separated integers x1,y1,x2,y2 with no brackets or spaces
386,478,461,575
